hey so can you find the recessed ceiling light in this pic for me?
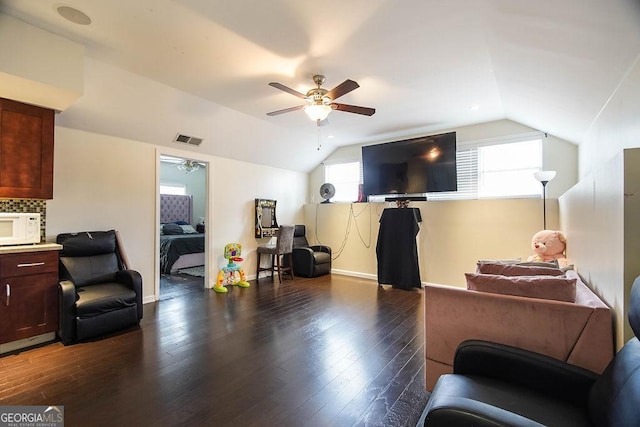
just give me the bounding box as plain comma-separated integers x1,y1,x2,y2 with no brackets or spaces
469,105,480,111
57,6,91,25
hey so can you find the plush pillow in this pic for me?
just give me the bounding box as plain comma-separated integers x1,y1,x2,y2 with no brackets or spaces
477,262,564,277
162,223,184,235
180,224,198,234
477,258,521,265
517,260,560,268
465,273,577,303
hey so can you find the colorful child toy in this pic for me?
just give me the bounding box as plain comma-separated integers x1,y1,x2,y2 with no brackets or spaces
214,243,250,293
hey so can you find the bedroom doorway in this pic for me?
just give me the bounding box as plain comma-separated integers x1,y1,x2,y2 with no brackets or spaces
158,154,209,298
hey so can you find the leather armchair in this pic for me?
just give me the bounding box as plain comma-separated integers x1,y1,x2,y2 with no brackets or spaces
57,230,143,345
424,275,640,426
291,225,331,278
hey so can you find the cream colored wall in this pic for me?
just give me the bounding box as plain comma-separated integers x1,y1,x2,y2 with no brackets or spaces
47,126,307,302
305,198,558,287
306,119,573,288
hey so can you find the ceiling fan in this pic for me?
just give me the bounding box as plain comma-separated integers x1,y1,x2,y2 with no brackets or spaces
266,75,375,124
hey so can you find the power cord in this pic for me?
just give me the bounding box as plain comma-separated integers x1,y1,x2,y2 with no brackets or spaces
314,202,375,261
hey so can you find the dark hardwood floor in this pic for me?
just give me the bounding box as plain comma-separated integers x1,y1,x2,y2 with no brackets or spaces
0,273,429,427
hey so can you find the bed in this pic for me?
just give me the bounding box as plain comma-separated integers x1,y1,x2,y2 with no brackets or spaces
160,194,205,274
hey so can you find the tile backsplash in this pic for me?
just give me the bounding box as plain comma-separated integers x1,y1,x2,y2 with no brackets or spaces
0,199,47,242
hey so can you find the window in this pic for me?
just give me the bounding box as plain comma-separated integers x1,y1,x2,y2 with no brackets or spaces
324,161,361,202
160,184,186,195
428,134,543,201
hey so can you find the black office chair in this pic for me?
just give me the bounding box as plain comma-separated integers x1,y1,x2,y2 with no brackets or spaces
57,230,143,345
424,275,640,426
290,225,331,278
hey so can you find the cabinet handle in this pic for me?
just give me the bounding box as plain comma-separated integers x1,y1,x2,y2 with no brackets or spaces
17,262,46,268
5,284,9,307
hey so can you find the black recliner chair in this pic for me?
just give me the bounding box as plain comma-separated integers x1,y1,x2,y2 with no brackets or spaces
291,225,331,278
57,230,143,345
424,275,640,426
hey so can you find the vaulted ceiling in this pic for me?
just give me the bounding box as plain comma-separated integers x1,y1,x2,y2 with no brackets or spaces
2,0,640,172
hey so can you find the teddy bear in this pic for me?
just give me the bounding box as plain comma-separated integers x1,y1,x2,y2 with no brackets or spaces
527,230,568,267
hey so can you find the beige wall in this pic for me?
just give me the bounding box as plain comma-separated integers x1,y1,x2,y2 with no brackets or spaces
47,126,307,303
304,198,558,287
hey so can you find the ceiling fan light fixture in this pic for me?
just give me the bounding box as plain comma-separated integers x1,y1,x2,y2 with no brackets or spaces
305,104,332,121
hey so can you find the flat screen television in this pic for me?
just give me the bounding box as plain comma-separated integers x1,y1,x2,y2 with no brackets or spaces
362,131,457,199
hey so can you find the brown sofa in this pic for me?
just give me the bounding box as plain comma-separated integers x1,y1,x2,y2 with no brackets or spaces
424,269,614,391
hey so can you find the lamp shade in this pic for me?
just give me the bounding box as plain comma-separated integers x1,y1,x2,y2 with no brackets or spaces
305,104,332,121
533,170,556,183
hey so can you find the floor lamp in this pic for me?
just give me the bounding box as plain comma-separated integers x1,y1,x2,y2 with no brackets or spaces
533,171,556,230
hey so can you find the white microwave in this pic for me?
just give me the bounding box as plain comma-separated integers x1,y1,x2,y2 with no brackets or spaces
0,212,41,246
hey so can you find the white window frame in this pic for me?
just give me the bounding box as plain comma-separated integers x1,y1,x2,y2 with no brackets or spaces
323,160,362,203
159,183,187,195
427,132,544,201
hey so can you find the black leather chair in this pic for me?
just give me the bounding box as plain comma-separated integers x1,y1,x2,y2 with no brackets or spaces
424,275,640,426
57,230,143,345
291,225,331,278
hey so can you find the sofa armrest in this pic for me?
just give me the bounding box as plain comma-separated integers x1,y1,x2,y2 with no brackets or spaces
292,247,315,277
454,340,598,407
58,280,77,345
310,245,331,255
116,269,143,320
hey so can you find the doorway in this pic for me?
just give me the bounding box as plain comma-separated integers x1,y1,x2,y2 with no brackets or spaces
157,154,209,298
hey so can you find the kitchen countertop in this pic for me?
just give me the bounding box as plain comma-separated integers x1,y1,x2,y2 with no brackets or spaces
0,243,63,254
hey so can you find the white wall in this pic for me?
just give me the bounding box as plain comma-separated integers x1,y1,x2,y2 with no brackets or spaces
560,52,640,349
560,149,640,348
47,126,307,302
579,54,640,179
0,14,83,110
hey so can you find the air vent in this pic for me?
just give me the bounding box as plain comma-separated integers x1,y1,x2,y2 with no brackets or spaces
174,134,203,146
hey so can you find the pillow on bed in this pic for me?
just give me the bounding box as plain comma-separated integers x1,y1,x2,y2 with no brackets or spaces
476,262,564,276
180,224,198,234
162,223,184,235
465,273,577,303
173,220,189,225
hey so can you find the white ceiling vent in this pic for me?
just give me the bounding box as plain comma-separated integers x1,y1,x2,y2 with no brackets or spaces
174,133,203,146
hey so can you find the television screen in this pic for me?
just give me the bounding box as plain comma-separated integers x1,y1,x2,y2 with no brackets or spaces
362,132,457,199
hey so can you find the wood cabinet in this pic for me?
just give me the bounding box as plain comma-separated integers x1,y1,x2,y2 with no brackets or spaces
0,250,58,344
0,97,54,199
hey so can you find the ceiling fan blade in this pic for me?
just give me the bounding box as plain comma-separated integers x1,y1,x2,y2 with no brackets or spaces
266,105,305,116
325,79,359,100
331,103,376,116
268,82,307,99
